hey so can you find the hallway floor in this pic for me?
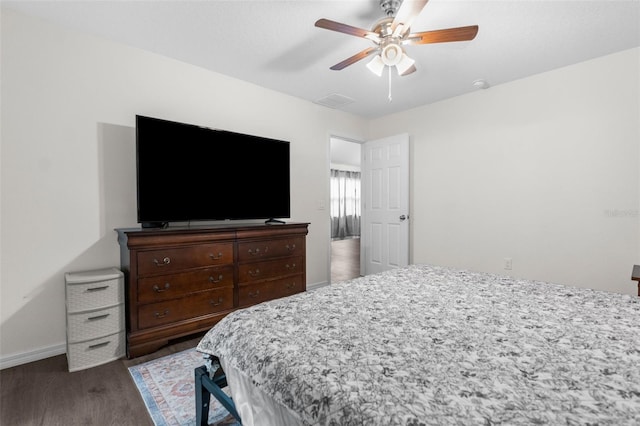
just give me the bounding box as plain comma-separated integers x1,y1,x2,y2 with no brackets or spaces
331,237,360,283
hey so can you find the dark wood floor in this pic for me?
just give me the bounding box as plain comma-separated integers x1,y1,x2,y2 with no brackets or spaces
331,237,361,283
0,334,203,426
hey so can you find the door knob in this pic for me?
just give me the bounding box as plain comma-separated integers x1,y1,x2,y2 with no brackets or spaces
399,215,407,221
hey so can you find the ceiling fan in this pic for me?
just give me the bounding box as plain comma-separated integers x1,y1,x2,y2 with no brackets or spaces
315,0,478,77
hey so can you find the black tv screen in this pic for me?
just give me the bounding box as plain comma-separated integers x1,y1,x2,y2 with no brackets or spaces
136,115,290,227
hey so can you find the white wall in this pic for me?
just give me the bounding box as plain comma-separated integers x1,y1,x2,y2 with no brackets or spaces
330,137,362,172
368,48,640,296
0,8,367,365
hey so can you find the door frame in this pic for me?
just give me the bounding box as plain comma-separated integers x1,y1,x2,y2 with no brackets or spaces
328,135,364,285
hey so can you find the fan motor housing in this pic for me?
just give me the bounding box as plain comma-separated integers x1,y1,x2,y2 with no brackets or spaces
372,17,394,37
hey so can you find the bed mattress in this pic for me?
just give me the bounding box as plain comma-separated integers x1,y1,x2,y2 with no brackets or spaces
197,264,640,425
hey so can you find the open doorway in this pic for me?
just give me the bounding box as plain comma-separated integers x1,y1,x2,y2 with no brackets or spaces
330,137,362,283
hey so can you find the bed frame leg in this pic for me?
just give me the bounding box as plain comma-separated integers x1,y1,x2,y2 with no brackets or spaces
195,364,242,425
195,366,211,426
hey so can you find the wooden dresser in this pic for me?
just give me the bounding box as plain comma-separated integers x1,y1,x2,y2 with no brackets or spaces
116,222,309,358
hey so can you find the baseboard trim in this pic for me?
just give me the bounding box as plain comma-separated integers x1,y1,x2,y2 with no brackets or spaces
0,343,66,370
307,281,329,291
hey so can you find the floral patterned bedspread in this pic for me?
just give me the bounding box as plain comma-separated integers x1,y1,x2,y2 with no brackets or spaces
197,264,640,425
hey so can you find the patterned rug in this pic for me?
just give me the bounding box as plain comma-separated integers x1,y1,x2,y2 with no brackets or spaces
128,348,240,426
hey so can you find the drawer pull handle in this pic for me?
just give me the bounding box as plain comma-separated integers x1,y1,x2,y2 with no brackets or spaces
153,283,170,293
86,286,108,292
210,297,223,307
209,252,223,260
248,247,268,256
286,263,296,270
87,314,110,321
209,275,223,284
248,269,260,277
88,341,110,350
153,257,171,267
286,244,296,251
249,290,260,298
154,310,169,319
286,282,297,289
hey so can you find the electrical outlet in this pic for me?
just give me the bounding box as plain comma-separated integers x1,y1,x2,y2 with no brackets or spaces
504,257,513,270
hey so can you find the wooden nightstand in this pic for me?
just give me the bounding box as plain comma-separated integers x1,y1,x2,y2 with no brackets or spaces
632,265,640,297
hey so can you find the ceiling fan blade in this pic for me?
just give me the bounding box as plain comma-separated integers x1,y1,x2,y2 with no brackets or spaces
400,64,417,76
330,47,379,71
405,25,479,45
315,18,380,42
391,0,429,37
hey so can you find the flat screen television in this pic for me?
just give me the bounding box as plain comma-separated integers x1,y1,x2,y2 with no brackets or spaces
136,115,290,228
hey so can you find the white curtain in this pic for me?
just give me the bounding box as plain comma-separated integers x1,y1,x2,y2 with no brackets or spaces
330,169,361,239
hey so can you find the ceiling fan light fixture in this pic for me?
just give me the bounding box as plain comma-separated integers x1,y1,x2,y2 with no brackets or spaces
396,53,415,75
381,43,402,66
366,55,385,77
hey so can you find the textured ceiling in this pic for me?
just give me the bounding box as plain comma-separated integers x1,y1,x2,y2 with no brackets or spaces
4,0,640,118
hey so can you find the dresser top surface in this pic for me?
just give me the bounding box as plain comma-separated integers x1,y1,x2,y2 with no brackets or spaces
116,222,309,236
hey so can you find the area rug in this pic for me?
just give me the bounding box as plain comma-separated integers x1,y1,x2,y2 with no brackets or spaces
129,348,240,426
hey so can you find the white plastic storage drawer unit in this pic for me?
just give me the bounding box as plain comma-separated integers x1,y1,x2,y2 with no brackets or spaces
65,267,125,372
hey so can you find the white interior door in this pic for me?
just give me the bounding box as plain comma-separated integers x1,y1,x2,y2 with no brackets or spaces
361,133,410,275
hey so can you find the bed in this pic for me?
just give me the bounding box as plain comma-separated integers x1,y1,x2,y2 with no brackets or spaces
195,264,640,425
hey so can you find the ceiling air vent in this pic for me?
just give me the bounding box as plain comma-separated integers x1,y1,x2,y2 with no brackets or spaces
314,93,355,109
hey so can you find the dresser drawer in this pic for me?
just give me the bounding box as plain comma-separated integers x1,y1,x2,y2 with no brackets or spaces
275,274,305,298
237,237,304,262
238,256,303,283
137,243,233,276
238,275,304,308
67,304,125,343
67,331,125,372
137,288,233,329
238,281,279,307
137,266,234,304
66,277,124,313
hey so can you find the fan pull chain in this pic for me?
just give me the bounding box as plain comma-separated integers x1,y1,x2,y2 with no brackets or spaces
388,66,393,103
